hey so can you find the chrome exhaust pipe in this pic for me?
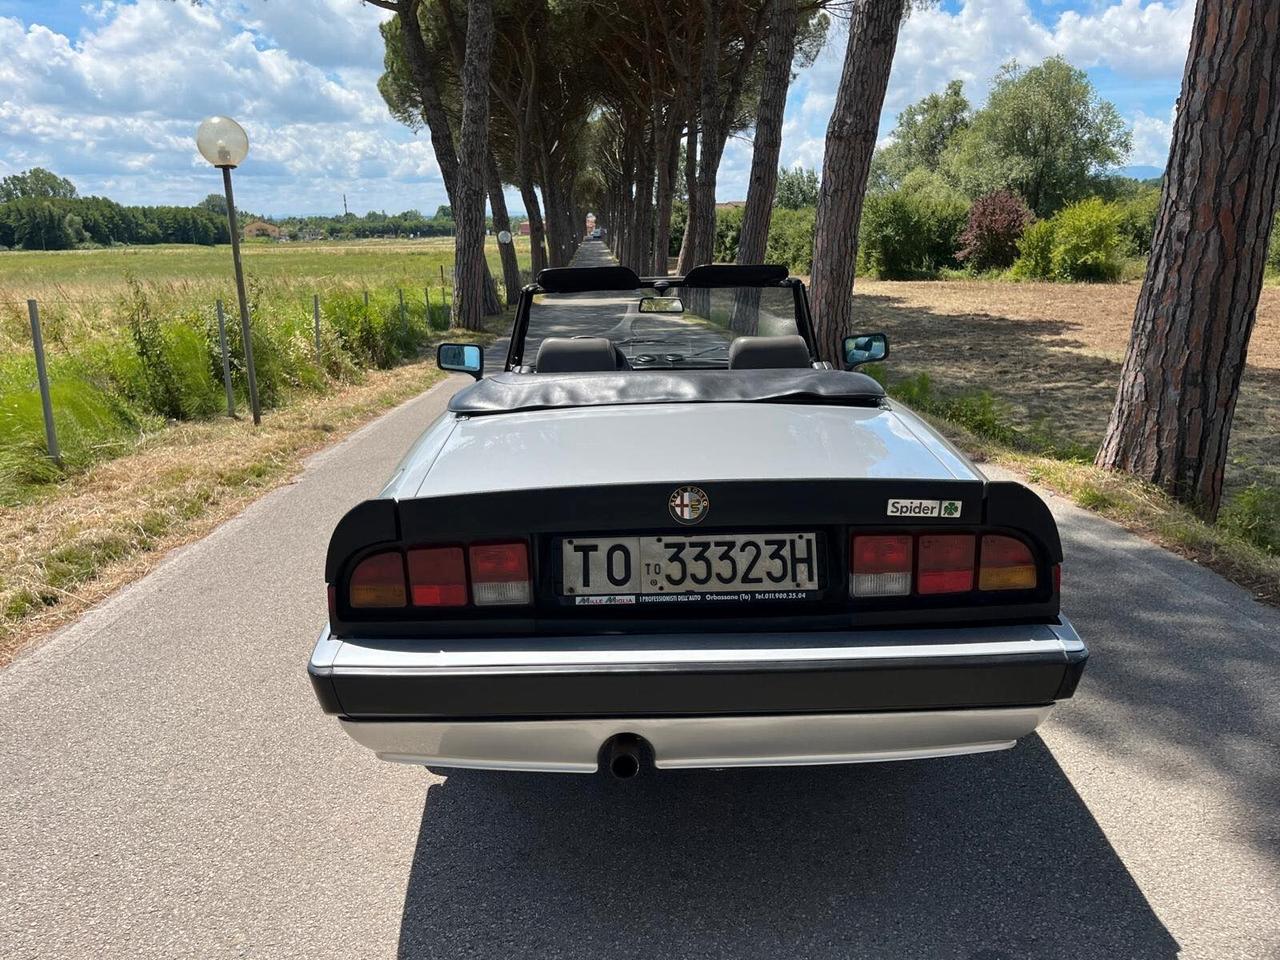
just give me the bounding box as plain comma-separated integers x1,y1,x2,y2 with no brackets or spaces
601,734,645,780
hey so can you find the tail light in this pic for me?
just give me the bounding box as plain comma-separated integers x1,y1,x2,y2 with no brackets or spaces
850,531,1044,600
917,535,976,594
979,535,1037,591
469,542,531,606
407,547,468,607
349,551,407,608
343,540,531,614
850,535,912,597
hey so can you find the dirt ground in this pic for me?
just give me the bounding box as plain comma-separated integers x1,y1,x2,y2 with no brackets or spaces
853,279,1280,497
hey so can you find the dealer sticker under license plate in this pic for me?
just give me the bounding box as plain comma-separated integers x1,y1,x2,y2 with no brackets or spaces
562,532,819,603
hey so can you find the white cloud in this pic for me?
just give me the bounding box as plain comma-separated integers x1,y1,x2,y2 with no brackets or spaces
1130,107,1176,167
0,0,437,215
771,0,1192,185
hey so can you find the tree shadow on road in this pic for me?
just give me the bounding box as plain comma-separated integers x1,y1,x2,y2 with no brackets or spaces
396,738,1177,960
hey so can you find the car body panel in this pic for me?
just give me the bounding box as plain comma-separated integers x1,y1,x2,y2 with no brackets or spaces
407,400,980,498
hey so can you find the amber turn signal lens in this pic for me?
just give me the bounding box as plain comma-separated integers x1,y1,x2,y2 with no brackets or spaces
979,535,1037,591
349,551,407,608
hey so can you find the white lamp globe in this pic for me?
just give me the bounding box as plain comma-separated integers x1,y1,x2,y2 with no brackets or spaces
196,116,250,168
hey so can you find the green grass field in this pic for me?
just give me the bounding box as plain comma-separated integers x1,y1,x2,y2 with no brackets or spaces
0,238,529,505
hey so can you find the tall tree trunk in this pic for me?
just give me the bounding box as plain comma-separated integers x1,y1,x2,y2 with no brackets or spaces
519,175,548,275
452,0,494,330
732,0,799,334
809,0,907,365
395,0,500,318
653,116,682,275
684,0,722,278
486,153,523,306
676,121,699,274
1097,0,1280,518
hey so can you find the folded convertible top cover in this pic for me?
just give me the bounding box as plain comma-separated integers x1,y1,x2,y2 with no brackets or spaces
448,368,886,415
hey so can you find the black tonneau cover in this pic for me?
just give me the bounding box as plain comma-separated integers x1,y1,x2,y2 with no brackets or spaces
448,369,886,416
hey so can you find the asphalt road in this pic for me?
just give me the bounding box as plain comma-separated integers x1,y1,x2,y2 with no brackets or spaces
3,271,1279,958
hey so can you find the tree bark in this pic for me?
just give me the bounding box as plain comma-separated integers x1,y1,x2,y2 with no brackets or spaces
452,0,495,331
395,0,500,317
732,0,798,334
652,114,683,275
676,120,699,274
809,0,907,365
486,153,524,305
519,175,548,275
684,0,723,277
1097,0,1280,518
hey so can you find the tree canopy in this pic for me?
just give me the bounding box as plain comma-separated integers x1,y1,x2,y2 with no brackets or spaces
775,165,820,209
0,168,79,202
941,57,1132,216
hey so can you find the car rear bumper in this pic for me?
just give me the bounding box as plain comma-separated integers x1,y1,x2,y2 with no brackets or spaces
339,706,1055,772
308,618,1086,772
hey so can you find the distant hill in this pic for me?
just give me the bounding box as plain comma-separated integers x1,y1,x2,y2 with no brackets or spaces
1116,165,1166,181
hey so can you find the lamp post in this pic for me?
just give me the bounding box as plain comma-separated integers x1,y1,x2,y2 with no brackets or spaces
197,116,260,425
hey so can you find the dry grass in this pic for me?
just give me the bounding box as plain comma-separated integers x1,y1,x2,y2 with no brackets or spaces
854,279,1280,496
0,359,450,667
852,278,1280,603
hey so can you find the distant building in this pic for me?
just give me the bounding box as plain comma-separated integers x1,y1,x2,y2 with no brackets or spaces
518,220,531,236
242,220,281,240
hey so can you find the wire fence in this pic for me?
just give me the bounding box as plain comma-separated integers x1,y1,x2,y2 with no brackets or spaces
14,265,460,468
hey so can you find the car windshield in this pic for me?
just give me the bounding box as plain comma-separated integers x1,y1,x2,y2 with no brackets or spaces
523,285,802,369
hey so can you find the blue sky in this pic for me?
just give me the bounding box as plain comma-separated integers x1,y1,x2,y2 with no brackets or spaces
0,0,1192,216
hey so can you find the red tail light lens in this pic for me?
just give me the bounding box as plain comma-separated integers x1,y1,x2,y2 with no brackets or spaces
979,535,1037,591
469,542,531,606
917,535,975,594
349,551,407,608
850,535,912,597
407,547,468,607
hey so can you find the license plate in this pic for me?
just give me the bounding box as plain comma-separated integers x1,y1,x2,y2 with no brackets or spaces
561,532,820,602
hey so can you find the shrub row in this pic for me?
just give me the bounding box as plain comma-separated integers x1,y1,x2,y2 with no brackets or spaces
0,283,450,503
701,182,1161,282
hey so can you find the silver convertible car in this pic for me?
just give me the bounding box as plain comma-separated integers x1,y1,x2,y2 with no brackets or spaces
308,263,1087,779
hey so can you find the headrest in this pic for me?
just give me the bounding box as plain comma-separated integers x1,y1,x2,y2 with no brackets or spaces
534,337,619,373
727,335,812,370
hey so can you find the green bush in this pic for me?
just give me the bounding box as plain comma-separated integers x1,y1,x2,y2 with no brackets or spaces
1010,199,1123,282
1114,186,1162,257
1220,483,1280,556
858,170,969,279
765,206,816,274
1050,198,1124,281
1010,219,1056,279
1268,212,1280,273
705,204,816,275
713,205,744,263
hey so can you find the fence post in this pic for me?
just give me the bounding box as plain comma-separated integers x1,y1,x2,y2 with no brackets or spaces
363,290,369,309
398,288,407,330
313,294,322,363
425,287,432,327
439,264,448,323
215,299,235,417
27,300,61,467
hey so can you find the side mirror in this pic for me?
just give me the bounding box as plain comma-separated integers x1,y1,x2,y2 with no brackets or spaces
843,332,889,369
437,342,484,380
638,296,685,314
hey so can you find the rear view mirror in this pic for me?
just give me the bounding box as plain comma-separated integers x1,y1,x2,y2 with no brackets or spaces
843,332,889,369
437,343,484,380
639,296,685,314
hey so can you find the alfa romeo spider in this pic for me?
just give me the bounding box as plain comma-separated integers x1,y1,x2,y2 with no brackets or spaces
307,263,1087,778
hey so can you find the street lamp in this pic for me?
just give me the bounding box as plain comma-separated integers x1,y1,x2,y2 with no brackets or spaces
197,116,260,425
